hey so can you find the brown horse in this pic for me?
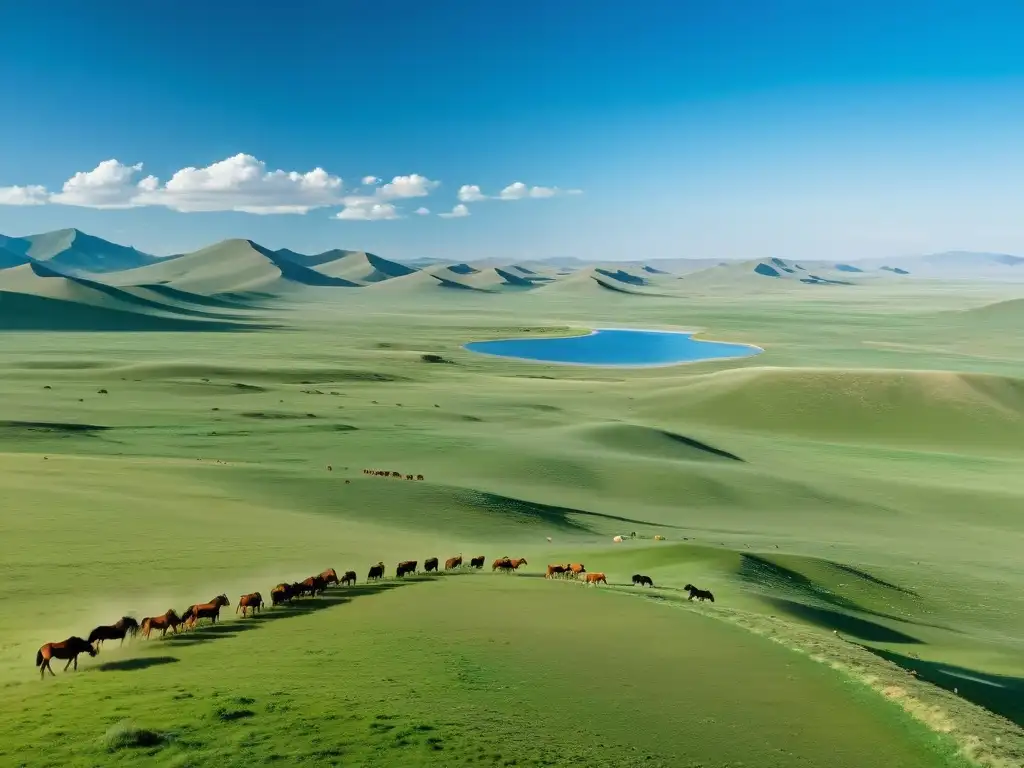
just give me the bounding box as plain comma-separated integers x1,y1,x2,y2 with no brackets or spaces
87,616,139,647
546,564,567,579
36,636,97,679
341,570,357,586
492,557,512,572
270,583,294,606
509,558,528,570
236,592,264,617
567,563,586,579
183,594,230,629
585,572,608,585
297,576,327,597
319,568,340,586
444,555,463,571
141,609,184,639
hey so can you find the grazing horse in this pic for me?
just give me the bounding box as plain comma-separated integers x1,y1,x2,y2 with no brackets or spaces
585,572,608,585
36,637,97,679
319,568,340,587
632,574,654,587
183,594,230,629
236,592,264,617
367,562,385,581
141,609,184,639
424,557,439,573
396,560,417,578
271,583,294,606
87,616,139,648
567,563,586,579
684,584,715,602
341,570,357,586
444,555,463,571
469,555,485,569
546,564,567,579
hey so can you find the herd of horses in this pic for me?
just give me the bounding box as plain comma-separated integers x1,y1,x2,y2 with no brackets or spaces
362,468,425,481
33,555,715,680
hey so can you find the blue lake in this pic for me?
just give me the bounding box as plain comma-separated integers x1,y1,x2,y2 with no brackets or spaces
463,329,761,367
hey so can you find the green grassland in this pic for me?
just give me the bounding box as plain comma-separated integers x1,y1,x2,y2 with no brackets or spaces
1,273,1023,767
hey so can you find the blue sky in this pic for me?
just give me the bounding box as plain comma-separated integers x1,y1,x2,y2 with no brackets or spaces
1,0,1023,261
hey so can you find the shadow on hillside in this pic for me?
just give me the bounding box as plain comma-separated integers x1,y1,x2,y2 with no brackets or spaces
159,580,425,648
765,598,923,644
855,645,1024,727
826,561,919,597
740,554,948,632
459,489,683,533
94,656,179,673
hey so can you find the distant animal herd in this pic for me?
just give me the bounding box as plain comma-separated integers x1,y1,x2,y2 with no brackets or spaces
362,468,425,481
34,555,715,680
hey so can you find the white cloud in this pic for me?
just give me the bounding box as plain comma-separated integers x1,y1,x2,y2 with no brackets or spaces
50,159,146,209
0,157,582,219
457,184,487,202
498,181,571,200
438,204,470,219
0,184,49,206
377,173,439,200
334,203,400,221
136,154,344,214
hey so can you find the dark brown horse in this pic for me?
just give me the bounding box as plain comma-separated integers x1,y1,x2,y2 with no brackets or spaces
36,636,97,679
298,575,327,597
396,560,417,577
87,616,140,647
141,609,184,639
271,583,294,606
424,557,439,573
470,555,485,569
367,562,385,581
341,570,357,586
685,584,715,602
183,594,230,629
236,592,264,617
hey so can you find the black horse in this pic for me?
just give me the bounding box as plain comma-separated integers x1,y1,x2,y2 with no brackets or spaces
632,574,654,587
87,616,140,647
684,583,715,602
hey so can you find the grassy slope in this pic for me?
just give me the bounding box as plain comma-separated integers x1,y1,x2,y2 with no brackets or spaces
0,278,1022,766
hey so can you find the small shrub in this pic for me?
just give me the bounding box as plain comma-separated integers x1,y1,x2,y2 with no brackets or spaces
213,706,255,722
103,720,166,751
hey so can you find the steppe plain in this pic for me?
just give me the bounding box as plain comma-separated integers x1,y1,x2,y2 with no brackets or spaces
0,230,1021,767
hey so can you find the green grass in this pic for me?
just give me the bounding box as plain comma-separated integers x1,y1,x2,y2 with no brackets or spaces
0,278,1022,766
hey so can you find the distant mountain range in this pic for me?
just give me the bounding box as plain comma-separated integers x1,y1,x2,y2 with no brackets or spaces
0,227,1020,331
1,228,1022,278
0,229,163,274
